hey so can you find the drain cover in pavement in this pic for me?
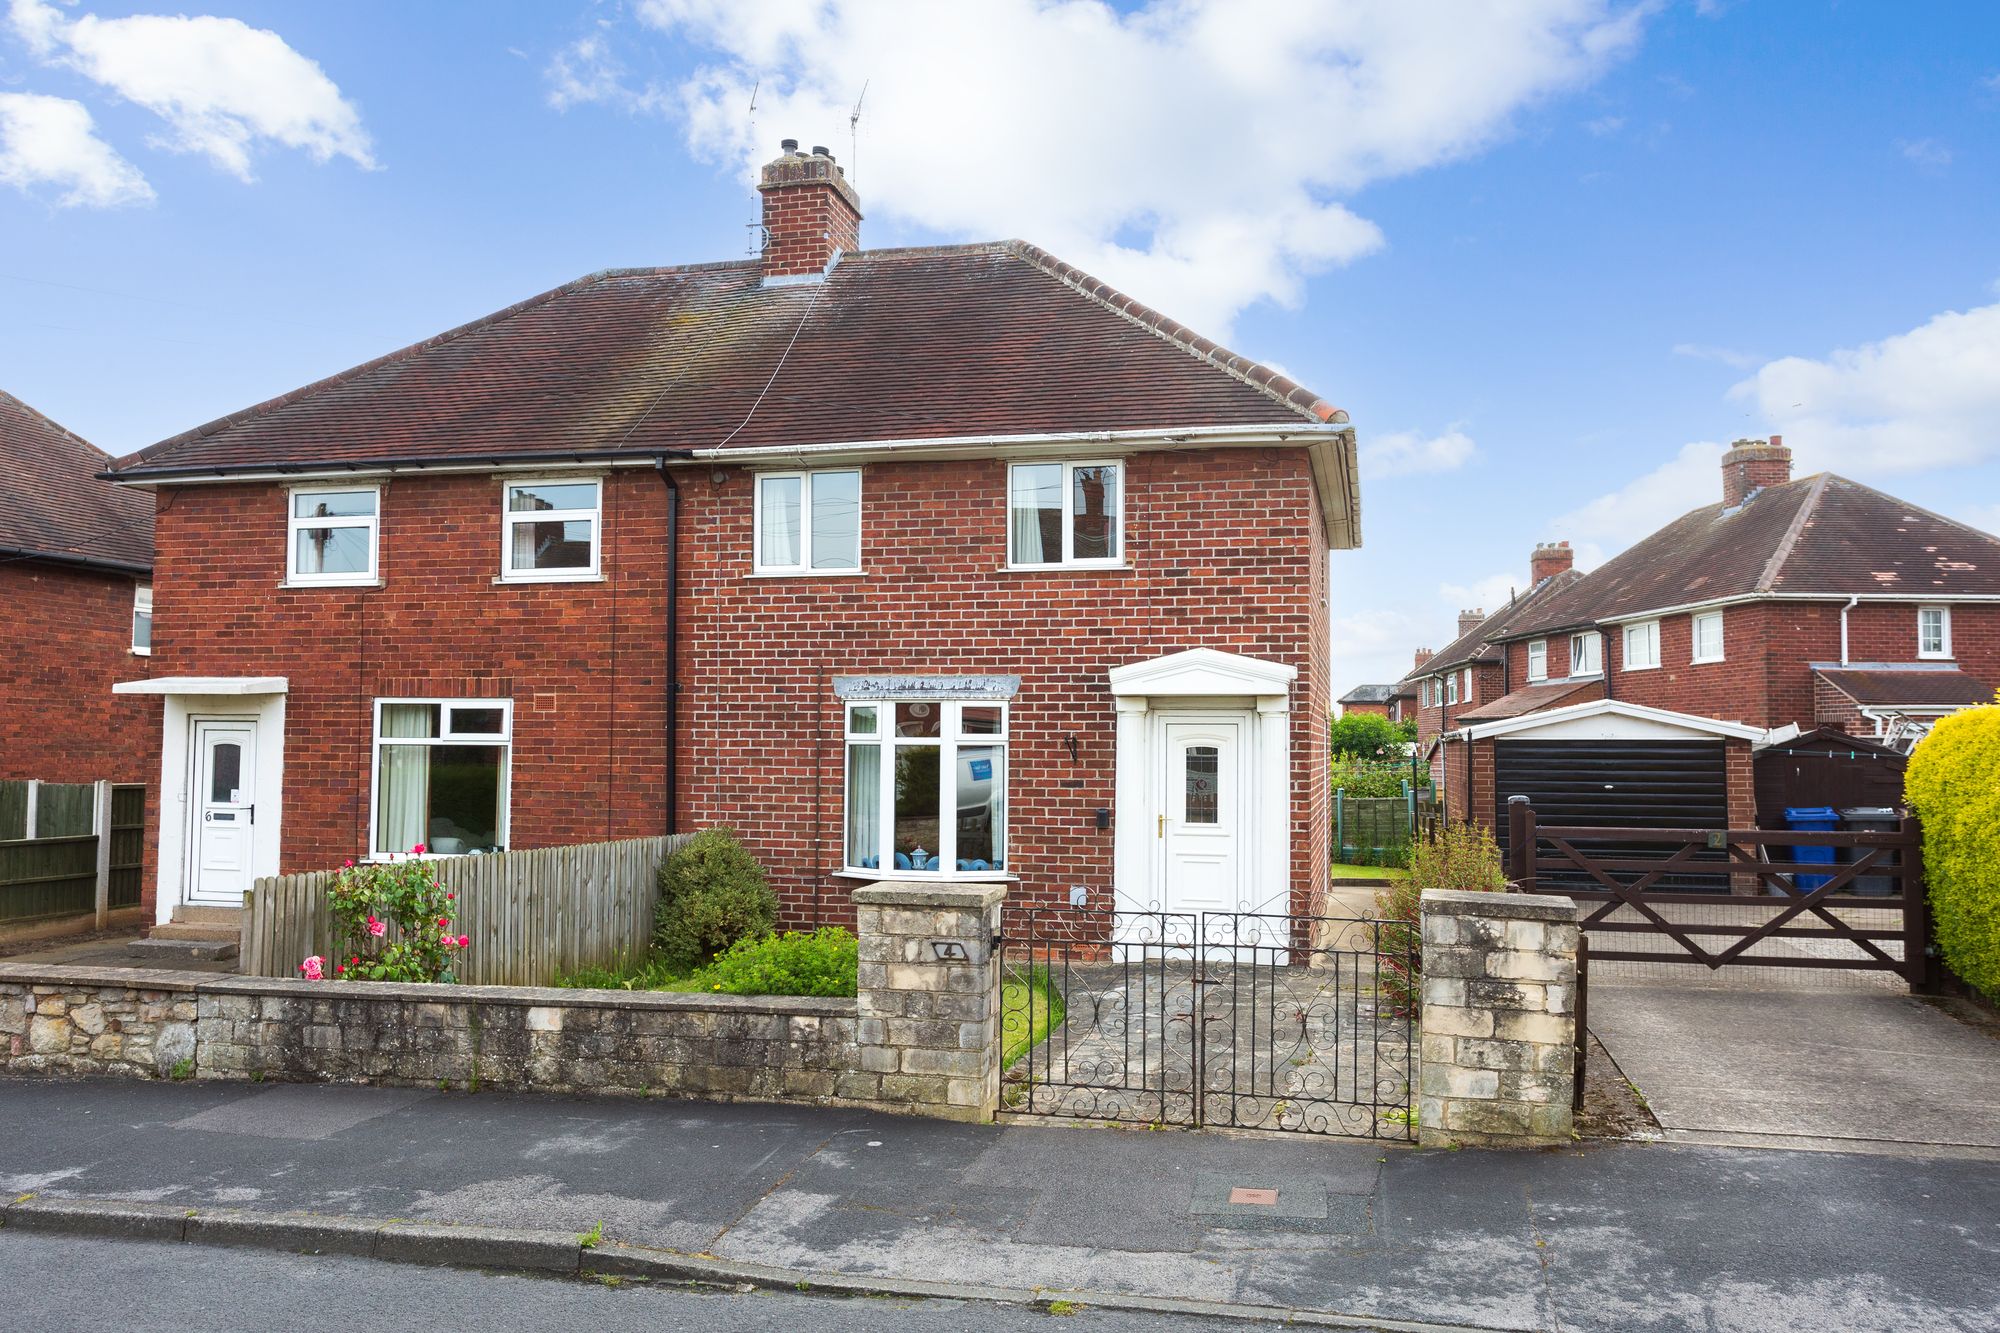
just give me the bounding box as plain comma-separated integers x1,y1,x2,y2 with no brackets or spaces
1190,1174,1360,1232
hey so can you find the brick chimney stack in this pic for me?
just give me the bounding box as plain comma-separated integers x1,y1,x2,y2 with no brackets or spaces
1721,436,1792,508
1458,609,1485,637
1413,648,1433,669
758,139,863,280
1531,540,1573,584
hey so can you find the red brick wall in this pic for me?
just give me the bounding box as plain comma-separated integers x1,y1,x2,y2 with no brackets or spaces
151,448,1329,931
0,560,156,787
152,472,673,874
1338,700,1389,718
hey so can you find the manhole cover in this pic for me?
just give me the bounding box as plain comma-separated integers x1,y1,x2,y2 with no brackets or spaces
1228,1187,1279,1206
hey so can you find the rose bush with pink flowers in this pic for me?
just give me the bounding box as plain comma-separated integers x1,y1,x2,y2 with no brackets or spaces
301,844,469,984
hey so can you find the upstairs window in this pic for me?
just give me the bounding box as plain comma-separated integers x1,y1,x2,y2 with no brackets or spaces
131,584,152,655
1691,612,1725,664
1571,630,1603,676
1009,460,1123,567
1462,668,1475,703
755,469,861,573
503,479,600,581
1526,639,1547,682
1623,620,1661,671
1445,673,1459,706
288,486,379,585
1918,606,1951,659
844,700,1007,875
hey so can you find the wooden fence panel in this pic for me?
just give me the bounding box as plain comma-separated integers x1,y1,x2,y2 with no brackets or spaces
241,835,687,986
0,782,26,841
108,784,146,909
34,783,96,838
0,835,98,923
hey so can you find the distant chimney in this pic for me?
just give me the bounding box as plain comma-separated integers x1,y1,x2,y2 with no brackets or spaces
758,139,863,280
1413,648,1433,669
1721,437,1792,508
1531,540,1573,584
1458,609,1485,637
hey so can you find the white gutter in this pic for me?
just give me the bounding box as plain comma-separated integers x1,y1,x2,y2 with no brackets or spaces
1838,595,1860,666
111,456,665,488
681,421,1345,463
1587,589,2000,625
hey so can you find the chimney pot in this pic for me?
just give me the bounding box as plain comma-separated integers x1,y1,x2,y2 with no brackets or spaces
758,139,864,279
1721,437,1793,508
1531,539,1575,584
812,145,831,157
780,137,799,152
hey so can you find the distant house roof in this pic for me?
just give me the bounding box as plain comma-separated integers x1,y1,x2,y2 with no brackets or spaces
103,240,1357,542
1453,678,1604,723
0,390,153,573
1814,666,1995,709
1497,474,2000,641
1398,567,1588,683
1338,683,1398,705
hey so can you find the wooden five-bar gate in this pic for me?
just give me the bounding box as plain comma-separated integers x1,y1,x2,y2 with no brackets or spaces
1505,797,1929,986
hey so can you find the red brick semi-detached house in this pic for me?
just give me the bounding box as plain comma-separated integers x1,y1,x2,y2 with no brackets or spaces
104,141,1361,946
1418,438,2000,843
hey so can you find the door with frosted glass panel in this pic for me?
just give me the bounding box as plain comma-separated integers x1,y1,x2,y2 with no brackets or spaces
1158,718,1244,915
189,719,257,905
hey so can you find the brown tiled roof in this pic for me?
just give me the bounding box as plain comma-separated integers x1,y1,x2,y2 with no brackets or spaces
1499,474,2000,641
0,390,153,571
108,241,1342,479
1814,667,1995,708
1454,678,1604,723
1399,568,1587,682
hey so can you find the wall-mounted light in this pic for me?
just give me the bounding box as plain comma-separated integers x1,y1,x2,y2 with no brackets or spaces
1062,733,1080,763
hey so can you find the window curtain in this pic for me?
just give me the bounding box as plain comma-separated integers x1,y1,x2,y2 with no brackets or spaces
846,743,880,868
376,704,432,855
760,476,802,567
1010,464,1059,564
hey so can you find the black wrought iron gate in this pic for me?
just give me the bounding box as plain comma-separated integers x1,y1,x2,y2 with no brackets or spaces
997,906,1416,1140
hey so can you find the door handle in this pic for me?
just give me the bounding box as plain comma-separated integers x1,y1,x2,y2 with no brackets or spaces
1157,814,1165,838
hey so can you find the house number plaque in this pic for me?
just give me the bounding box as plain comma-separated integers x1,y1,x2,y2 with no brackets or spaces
930,940,970,962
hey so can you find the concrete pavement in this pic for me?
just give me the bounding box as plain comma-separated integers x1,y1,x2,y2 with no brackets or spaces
2,1077,1997,1330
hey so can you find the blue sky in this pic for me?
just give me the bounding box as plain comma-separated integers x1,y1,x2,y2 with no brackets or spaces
3,1,1997,693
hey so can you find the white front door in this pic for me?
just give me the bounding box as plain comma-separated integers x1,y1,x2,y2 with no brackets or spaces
1158,718,1246,915
188,719,258,906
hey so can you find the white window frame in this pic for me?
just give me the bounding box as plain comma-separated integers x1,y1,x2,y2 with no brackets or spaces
1462,668,1474,703
1445,673,1459,706
1918,605,1952,660
500,477,602,583
130,583,153,656
1526,639,1547,682
1006,459,1126,569
1691,611,1725,664
1623,619,1661,672
286,483,380,587
842,699,1010,879
1570,630,1603,677
368,697,513,861
752,468,863,575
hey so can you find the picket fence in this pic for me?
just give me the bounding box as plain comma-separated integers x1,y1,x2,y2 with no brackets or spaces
239,835,690,986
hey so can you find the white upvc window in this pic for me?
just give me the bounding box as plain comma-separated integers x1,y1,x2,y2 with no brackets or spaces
1462,668,1475,703
502,478,601,581
1445,673,1459,706
1008,460,1123,567
131,584,152,655
1691,611,1725,664
843,700,1008,876
287,485,380,585
370,698,512,859
1918,606,1952,659
1571,630,1603,676
1526,639,1547,682
754,469,862,573
1623,620,1661,671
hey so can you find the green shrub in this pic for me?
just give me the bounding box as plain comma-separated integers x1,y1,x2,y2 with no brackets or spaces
702,928,858,997
1373,820,1510,1013
1330,712,1411,759
1905,698,2000,998
653,827,778,971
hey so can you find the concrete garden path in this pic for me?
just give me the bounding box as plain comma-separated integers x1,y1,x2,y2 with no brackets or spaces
3,1076,1997,1330
1588,980,2000,1155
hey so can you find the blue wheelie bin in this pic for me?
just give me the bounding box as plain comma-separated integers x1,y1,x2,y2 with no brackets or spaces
1783,806,1840,892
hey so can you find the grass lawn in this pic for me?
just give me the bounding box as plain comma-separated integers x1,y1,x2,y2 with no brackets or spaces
1000,966,1065,1068
1330,861,1411,881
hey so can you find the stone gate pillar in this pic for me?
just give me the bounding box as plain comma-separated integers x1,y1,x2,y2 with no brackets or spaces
851,881,1005,1122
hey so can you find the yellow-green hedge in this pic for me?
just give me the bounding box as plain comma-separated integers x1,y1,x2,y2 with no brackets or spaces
1904,696,2000,997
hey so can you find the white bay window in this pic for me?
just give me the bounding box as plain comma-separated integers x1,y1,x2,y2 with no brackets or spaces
845,700,1007,874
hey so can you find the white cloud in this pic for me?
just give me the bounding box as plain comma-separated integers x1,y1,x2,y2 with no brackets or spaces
8,0,373,181
1440,571,1521,622
1359,427,1476,479
1584,114,1624,136
547,32,666,113
0,90,151,206
1554,440,1727,550
1672,341,1759,369
1730,301,2000,474
606,0,1649,337
1329,604,1432,690
1897,137,1951,170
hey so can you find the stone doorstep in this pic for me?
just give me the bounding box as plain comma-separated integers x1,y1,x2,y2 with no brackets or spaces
127,936,240,962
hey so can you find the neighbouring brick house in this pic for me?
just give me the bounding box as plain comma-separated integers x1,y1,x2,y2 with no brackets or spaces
1401,439,2000,835
0,390,157,799
105,141,1359,944
1335,683,1396,719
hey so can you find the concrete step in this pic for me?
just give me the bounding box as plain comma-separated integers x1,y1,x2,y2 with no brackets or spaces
126,936,239,963
171,905,241,927
150,919,240,942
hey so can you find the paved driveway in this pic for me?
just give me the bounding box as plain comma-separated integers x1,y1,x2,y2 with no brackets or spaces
1589,981,2000,1154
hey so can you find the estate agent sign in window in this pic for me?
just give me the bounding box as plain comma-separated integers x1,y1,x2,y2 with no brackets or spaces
503,479,600,580
755,469,861,573
844,699,1007,874
371,699,511,858
1009,460,1122,567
